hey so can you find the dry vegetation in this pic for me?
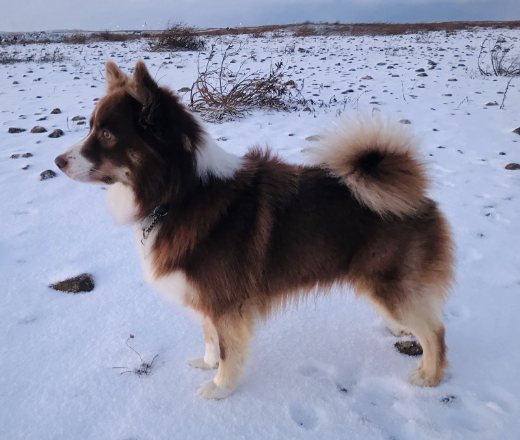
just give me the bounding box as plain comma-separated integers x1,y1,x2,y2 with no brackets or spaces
0,47,66,64
478,35,520,77
149,22,205,51
189,40,304,121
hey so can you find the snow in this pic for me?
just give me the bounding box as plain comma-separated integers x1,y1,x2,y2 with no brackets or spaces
1,29,520,440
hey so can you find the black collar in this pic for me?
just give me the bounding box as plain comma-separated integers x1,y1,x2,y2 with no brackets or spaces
141,205,169,244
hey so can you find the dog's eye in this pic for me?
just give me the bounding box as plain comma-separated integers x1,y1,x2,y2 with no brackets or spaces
103,129,112,140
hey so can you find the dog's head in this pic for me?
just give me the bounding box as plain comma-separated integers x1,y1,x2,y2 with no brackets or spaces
55,60,202,215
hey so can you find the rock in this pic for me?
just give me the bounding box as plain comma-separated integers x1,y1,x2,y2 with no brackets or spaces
177,87,191,93
377,62,386,66
417,73,428,77
505,163,520,170
22,153,32,158
216,137,228,141
513,127,520,135
399,119,411,124
416,68,425,72
13,81,19,84
11,154,20,159
37,116,47,121
71,116,86,121
284,80,297,88
485,101,498,106
362,75,373,80
31,126,47,133
50,273,95,293
440,395,457,404
341,89,354,94
303,107,311,112
76,121,85,125
9,127,26,133
448,78,457,82
395,340,423,356
40,169,57,180
48,129,64,138
50,108,61,114
305,135,323,142
22,165,29,170
370,101,381,105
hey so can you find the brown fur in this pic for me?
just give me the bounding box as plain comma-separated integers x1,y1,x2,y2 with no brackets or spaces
55,61,455,398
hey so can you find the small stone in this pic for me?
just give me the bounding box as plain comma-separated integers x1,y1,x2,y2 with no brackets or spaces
31,126,47,133
11,154,20,159
485,101,498,106
22,153,32,158
512,127,520,135
22,165,29,170
448,78,457,82
73,77,80,80
399,119,411,124
416,68,425,72
177,87,191,93
362,75,373,80
40,169,57,180
395,340,423,356
305,135,323,142
51,108,61,114
37,116,47,121
71,116,86,121
417,73,428,77
13,81,19,84
216,136,228,141
48,129,64,138
9,127,26,134
370,101,381,105
50,273,95,293
302,107,311,112
377,62,386,66
341,89,354,94
505,163,520,170
288,133,295,136
76,121,85,125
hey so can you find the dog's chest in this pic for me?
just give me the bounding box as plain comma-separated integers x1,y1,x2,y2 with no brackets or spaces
133,224,192,306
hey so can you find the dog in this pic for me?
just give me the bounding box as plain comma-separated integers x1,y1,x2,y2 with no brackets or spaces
55,60,454,399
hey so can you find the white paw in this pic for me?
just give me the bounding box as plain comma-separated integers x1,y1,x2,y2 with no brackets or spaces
387,321,412,337
410,368,441,387
197,380,233,400
188,357,218,370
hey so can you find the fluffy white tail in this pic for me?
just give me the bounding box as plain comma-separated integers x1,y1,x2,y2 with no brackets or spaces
310,116,429,218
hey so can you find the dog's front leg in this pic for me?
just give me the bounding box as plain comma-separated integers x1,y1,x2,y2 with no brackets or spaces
189,319,219,370
197,312,253,400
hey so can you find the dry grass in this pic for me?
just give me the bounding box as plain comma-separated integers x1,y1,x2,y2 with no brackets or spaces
189,40,304,121
63,33,88,44
200,20,520,38
149,22,205,51
478,35,520,77
0,47,67,64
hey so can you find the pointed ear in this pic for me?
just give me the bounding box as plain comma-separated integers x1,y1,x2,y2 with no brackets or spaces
129,60,158,106
106,61,127,90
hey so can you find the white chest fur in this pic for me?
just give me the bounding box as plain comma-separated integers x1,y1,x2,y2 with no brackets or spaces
106,183,192,306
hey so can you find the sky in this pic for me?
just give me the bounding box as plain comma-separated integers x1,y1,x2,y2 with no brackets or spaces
0,0,519,32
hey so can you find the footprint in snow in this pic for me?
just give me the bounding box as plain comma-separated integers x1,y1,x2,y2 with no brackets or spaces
289,403,319,430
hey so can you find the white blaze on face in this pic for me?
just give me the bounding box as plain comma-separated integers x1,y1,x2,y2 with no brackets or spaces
61,133,96,182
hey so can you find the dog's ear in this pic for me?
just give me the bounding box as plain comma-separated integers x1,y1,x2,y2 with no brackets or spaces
130,60,158,107
106,61,127,90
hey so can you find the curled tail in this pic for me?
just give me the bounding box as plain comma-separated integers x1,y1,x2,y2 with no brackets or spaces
310,116,429,218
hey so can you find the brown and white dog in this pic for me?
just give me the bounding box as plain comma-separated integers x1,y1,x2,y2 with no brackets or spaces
55,60,454,399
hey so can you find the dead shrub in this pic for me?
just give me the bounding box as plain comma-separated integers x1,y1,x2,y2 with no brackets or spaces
91,31,132,42
478,35,520,77
0,47,66,64
189,40,304,121
63,33,88,44
149,22,205,51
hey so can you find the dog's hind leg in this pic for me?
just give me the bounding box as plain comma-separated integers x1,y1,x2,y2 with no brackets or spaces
197,311,253,399
368,299,412,337
367,282,449,387
189,319,219,370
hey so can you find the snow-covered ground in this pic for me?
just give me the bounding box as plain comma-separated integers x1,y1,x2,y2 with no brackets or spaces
1,29,519,440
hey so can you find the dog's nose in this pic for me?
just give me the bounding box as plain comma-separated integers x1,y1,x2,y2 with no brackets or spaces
55,155,68,170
